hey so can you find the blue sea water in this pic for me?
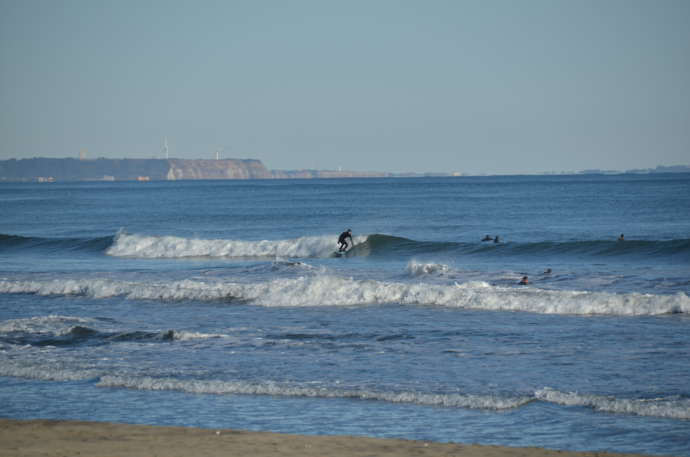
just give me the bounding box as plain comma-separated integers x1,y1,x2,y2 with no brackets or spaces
1,174,689,455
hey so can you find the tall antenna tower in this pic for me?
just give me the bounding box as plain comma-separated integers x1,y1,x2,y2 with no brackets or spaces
216,148,220,160
163,137,169,159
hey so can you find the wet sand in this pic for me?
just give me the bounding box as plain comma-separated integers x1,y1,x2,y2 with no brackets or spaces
0,418,649,457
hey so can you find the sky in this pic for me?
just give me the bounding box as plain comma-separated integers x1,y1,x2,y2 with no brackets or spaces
1,0,689,175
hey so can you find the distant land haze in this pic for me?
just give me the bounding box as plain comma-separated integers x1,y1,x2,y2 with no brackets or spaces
0,158,688,182
0,157,442,182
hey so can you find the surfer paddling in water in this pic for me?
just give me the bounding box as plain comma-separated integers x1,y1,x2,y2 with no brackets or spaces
337,229,353,252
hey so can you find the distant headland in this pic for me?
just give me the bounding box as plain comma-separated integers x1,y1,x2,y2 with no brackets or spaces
0,157,688,182
0,157,443,182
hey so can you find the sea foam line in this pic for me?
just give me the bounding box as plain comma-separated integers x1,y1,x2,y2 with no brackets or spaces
96,376,690,419
97,375,530,410
0,359,101,382
0,359,687,420
0,276,688,316
535,388,690,420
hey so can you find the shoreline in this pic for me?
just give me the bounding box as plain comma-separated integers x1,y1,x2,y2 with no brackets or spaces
0,418,650,457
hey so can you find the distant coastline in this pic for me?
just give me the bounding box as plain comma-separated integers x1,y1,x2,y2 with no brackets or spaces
0,157,688,182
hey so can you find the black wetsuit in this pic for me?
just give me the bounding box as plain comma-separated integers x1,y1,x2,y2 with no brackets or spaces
338,231,352,251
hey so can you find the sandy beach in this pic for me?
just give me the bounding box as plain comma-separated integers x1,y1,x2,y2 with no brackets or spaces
0,418,650,457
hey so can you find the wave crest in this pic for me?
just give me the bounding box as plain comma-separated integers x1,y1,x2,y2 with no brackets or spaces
95,376,690,419
97,375,529,410
106,232,364,259
536,387,690,420
1,277,688,316
0,359,686,420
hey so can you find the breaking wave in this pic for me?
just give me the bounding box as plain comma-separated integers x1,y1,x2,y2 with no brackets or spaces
105,232,362,259
107,232,689,261
92,376,688,419
97,375,531,410
1,363,685,419
535,388,690,420
1,276,687,316
3,231,688,262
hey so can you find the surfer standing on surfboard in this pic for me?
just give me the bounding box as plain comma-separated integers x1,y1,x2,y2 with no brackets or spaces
337,229,353,252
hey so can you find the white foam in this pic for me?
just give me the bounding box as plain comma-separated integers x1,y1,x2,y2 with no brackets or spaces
536,387,690,420
172,331,228,341
106,232,366,259
0,315,95,336
1,277,688,316
3,359,686,419
406,261,449,276
0,358,100,381
97,375,530,410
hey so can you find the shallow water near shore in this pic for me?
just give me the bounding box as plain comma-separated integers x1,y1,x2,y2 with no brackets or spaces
1,174,689,456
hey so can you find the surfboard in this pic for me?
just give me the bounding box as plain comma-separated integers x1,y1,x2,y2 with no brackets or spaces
333,244,353,257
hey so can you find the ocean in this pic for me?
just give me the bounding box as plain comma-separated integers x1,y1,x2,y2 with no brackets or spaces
1,174,689,456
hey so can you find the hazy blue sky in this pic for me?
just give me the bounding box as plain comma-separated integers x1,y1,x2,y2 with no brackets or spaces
1,0,689,174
